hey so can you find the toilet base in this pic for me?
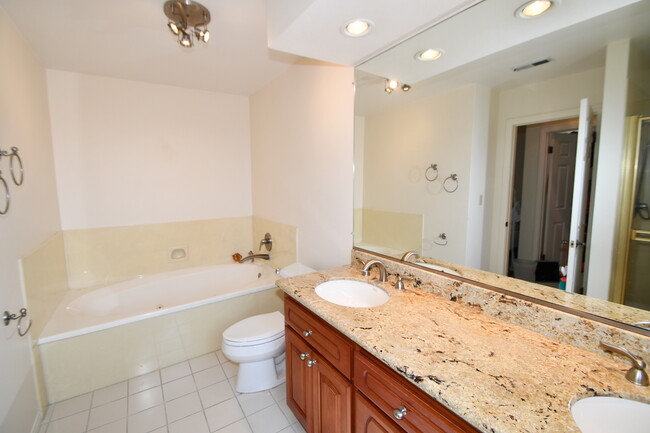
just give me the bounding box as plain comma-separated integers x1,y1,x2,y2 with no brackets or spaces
235,357,286,393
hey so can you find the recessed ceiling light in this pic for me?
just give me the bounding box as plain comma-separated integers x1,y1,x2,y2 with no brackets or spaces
515,0,557,19
342,19,374,37
415,48,444,62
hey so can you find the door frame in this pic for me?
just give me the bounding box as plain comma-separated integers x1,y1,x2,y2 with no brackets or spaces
490,108,581,275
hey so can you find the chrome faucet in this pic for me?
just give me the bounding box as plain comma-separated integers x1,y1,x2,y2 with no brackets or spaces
239,251,271,263
362,260,387,282
601,342,649,386
400,251,421,262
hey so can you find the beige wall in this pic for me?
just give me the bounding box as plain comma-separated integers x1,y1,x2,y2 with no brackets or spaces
250,63,354,270
0,8,62,431
362,84,487,265
47,70,254,230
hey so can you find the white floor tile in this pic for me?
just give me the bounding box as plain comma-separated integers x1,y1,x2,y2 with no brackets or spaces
291,422,307,433
276,428,293,433
204,398,245,432
215,350,228,364
43,405,55,423
189,353,220,373
129,371,161,395
269,384,286,403
277,399,297,424
162,375,197,401
168,411,209,433
87,418,127,433
198,381,234,409
45,411,89,433
127,405,166,433
194,365,227,389
50,393,92,421
129,386,164,415
38,421,48,433
247,404,289,433
165,392,202,423
236,391,275,416
161,361,191,383
92,382,128,407
88,398,127,430
215,419,253,433
221,361,239,378
149,428,168,433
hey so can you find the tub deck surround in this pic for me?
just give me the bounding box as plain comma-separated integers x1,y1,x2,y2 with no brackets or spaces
276,265,650,433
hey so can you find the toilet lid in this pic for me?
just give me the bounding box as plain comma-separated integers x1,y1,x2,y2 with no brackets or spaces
223,311,285,344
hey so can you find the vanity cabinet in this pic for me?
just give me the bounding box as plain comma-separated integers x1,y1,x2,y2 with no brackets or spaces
284,295,478,433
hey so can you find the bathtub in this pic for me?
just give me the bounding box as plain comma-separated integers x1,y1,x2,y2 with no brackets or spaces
38,262,286,402
39,262,279,344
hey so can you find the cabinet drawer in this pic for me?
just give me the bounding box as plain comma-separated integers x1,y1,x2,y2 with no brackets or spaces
354,351,478,433
284,295,353,379
355,392,403,433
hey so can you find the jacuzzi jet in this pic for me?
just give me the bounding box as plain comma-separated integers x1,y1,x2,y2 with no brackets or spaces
156,305,164,310
258,273,261,278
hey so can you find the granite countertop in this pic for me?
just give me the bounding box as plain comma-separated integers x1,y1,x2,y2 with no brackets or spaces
276,265,650,433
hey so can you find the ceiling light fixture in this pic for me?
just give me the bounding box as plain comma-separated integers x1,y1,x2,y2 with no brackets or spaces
415,48,444,62
384,79,411,94
342,19,374,37
515,0,557,19
164,0,211,48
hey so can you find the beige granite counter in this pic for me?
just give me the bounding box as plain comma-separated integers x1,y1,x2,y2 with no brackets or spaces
277,265,650,433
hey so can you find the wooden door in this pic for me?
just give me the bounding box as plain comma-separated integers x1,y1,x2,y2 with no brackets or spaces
312,355,352,433
286,327,313,431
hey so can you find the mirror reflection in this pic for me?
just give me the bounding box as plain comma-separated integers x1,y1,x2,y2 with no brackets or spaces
353,0,650,327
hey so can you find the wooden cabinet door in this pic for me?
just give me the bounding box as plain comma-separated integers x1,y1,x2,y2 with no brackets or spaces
286,326,312,432
312,355,352,433
355,392,404,433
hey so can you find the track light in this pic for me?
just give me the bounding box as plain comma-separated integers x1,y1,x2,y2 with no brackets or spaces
164,0,211,48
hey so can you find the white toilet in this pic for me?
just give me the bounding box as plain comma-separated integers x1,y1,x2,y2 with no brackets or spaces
221,311,286,393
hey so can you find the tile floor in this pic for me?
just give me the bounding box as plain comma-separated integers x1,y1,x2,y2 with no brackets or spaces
38,350,306,433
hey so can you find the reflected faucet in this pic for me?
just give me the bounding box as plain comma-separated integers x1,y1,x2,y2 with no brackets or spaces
400,251,421,263
239,251,271,263
362,260,387,282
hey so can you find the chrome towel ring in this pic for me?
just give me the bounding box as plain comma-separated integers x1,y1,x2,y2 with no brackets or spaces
425,163,438,181
434,233,448,246
443,174,459,193
9,147,23,186
3,308,32,337
0,172,9,215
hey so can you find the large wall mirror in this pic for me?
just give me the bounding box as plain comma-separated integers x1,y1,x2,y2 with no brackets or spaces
353,0,650,330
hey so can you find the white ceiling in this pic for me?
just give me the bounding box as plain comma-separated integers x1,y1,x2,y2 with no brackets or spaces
0,0,480,96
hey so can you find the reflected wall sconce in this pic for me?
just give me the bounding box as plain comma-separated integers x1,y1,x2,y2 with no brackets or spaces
164,0,211,48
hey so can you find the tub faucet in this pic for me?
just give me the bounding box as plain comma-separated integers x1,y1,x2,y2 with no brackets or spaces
362,260,387,282
239,251,271,263
400,251,421,263
601,341,649,386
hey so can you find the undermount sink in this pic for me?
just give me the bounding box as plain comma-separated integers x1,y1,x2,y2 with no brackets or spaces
416,262,461,276
571,396,650,433
315,280,389,308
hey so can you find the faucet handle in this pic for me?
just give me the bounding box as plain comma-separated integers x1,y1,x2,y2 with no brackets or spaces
259,233,273,251
601,341,649,386
396,275,412,290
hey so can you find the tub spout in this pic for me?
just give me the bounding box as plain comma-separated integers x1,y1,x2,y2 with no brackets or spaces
239,251,270,263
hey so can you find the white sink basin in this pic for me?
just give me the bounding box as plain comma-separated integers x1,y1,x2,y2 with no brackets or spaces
571,396,650,433
416,262,461,276
315,280,389,308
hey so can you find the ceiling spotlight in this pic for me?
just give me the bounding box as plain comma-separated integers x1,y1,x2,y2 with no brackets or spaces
515,0,557,18
415,48,444,62
164,0,211,48
401,84,411,92
342,19,374,37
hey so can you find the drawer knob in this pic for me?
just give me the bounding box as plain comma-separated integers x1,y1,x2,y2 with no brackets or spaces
300,353,310,361
303,330,313,337
393,406,407,420
307,359,318,368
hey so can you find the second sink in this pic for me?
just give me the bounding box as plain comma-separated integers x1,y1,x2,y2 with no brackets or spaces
315,280,389,308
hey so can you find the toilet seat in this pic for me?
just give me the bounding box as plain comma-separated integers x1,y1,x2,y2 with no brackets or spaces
222,311,284,346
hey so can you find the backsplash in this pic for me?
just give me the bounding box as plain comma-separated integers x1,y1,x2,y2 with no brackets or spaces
353,250,650,360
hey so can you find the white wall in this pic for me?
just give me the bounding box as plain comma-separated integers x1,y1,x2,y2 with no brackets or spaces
0,8,62,432
47,71,253,230
250,63,354,270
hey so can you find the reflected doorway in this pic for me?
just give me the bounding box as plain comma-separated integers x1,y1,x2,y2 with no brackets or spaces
508,117,590,290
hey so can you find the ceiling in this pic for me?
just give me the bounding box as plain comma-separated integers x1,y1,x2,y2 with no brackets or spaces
0,0,480,96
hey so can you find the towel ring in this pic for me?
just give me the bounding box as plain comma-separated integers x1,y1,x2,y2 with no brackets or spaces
443,174,459,193
9,147,23,186
0,172,9,215
2,308,32,336
425,164,438,182
434,233,448,246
